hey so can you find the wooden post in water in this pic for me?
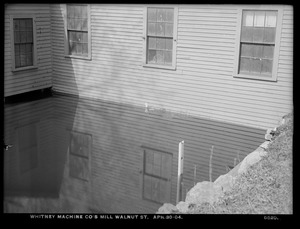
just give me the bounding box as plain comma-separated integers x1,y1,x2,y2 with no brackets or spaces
176,140,184,204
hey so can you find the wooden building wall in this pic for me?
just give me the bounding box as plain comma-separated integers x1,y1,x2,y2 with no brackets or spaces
4,4,52,97
50,4,293,130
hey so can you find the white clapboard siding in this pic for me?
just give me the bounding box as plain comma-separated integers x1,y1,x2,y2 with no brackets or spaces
51,4,293,130
4,4,53,97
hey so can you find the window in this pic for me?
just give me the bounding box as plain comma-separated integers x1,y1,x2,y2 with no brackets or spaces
69,131,92,181
142,147,172,204
235,9,283,81
10,16,37,71
65,4,91,60
143,7,178,70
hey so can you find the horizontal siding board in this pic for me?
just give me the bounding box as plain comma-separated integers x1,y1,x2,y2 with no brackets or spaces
50,4,292,130
5,4,52,97
52,60,292,97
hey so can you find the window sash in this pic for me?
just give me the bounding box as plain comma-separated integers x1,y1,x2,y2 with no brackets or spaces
66,4,90,57
145,7,175,67
238,10,278,78
13,18,34,69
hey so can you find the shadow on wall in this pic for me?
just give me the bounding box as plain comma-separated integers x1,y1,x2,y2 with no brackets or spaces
3,95,78,198
3,6,79,200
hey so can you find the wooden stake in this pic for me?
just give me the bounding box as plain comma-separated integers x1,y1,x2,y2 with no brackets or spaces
193,165,197,186
209,145,214,182
176,140,184,204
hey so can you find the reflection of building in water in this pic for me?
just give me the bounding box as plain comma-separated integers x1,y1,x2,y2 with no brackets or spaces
4,94,265,213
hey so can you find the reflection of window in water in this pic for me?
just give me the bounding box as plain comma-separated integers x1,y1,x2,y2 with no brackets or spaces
17,122,39,173
142,148,172,204
69,131,92,181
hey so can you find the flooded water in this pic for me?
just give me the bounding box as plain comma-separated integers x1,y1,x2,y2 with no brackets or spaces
4,93,265,213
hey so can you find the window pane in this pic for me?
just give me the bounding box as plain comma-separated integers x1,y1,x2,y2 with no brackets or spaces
148,22,156,36
20,53,26,67
240,43,253,57
165,38,173,50
156,50,164,63
76,43,82,54
26,51,33,66
241,27,253,42
20,44,26,54
165,9,174,22
74,19,82,30
165,23,173,37
153,152,161,166
143,175,152,199
148,8,157,22
82,18,88,31
21,31,28,43
148,37,156,49
145,161,153,174
81,5,88,18
67,18,74,30
25,43,32,53
15,44,20,55
161,153,172,179
157,8,165,22
27,31,33,43
153,164,161,177
67,5,75,18
15,55,20,68
20,20,26,31
243,11,254,26
69,41,76,55
164,51,172,64
13,19,20,31
251,59,262,73
156,23,165,36
263,27,276,43
68,31,76,42
82,32,88,42
254,11,265,27
252,45,263,58
82,43,88,55
146,151,154,163
263,45,274,59
14,31,20,43
239,57,251,73
253,27,264,43
261,59,273,74
25,19,33,30
156,38,165,50
265,11,277,27
151,177,160,202
74,6,81,18
148,50,157,63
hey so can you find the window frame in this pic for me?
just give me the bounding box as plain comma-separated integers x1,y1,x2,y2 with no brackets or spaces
143,5,178,70
10,15,38,72
233,7,283,82
63,4,92,60
140,146,173,204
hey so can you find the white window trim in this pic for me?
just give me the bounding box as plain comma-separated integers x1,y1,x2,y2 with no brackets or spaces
10,15,38,72
62,4,92,60
142,5,178,70
233,6,283,82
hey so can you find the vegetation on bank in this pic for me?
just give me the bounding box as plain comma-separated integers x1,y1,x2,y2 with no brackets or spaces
187,112,293,214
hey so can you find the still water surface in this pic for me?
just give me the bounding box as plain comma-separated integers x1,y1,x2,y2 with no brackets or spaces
4,93,265,213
